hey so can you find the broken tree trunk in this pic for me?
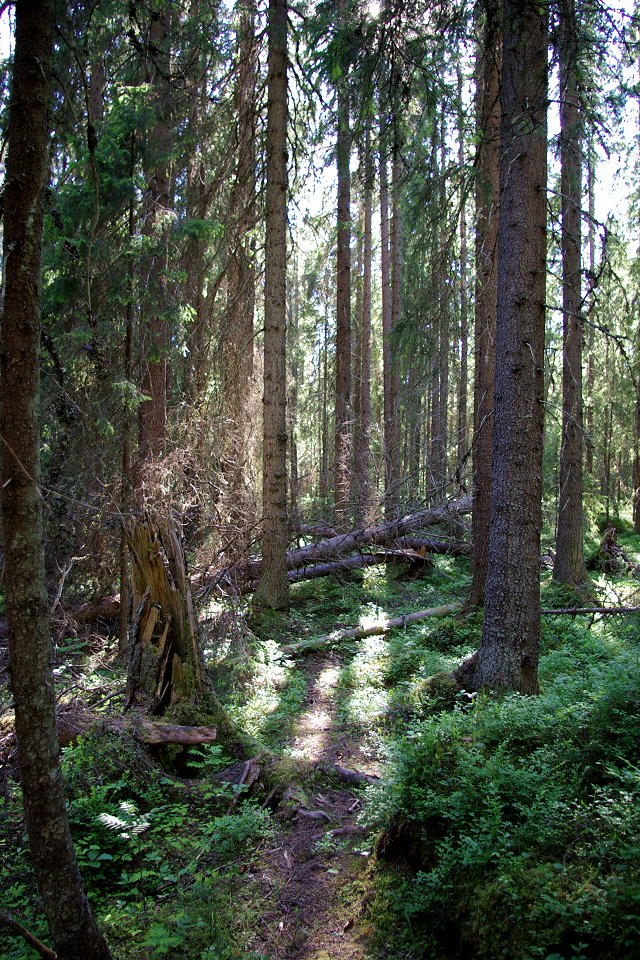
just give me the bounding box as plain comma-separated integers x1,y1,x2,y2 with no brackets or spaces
124,516,203,713
236,496,471,586
249,547,445,590
282,602,463,654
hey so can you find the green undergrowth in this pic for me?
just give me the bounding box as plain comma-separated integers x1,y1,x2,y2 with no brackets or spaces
359,558,640,959
1,726,275,959
4,543,640,960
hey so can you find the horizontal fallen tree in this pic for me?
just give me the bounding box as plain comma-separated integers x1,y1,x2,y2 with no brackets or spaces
225,496,472,590
540,605,640,615
249,546,450,591
282,602,463,654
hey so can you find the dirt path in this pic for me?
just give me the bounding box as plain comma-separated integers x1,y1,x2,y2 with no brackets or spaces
250,651,382,960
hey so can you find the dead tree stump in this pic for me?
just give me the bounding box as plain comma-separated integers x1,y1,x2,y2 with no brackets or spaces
124,516,203,713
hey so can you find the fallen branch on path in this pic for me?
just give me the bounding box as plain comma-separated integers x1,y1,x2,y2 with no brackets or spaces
317,762,380,785
282,602,463,654
541,606,640,616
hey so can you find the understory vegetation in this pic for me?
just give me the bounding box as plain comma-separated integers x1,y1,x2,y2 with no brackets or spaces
2,504,640,960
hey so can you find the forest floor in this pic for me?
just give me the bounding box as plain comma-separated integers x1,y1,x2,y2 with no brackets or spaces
4,507,640,960
248,650,379,960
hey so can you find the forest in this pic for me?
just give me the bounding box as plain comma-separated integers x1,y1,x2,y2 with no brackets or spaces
1,0,640,958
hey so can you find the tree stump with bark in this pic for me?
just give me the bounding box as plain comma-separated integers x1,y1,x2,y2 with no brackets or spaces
124,516,203,713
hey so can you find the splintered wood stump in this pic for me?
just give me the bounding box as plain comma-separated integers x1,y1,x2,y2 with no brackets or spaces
124,517,203,714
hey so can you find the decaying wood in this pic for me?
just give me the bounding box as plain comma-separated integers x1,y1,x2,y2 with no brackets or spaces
394,536,471,556
317,762,380,785
236,495,471,585
282,602,463,654
250,546,444,590
124,516,203,713
133,720,218,745
587,525,633,574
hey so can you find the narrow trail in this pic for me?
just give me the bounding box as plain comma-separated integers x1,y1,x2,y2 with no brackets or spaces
251,651,383,960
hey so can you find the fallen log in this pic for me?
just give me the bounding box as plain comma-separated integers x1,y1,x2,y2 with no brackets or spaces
249,547,444,590
282,602,463,654
394,536,471,557
541,606,640,615
317,762,380,785
238,496,471,584
133,720,218,746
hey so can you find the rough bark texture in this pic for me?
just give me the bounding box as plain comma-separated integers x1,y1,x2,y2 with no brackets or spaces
240,496,471,582
252,0,290,612
554,0,588,585
381,140,399,514
388,144,402,512
456,64,469,478
469,0,500,607
225,0,258,517
353,142,372,521
137,6,172,466
461,0,548,693
0,4,112,956
585,141,596,476
124,518,203,712
334,10,352,530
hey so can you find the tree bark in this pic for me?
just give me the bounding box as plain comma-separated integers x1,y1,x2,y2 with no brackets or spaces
553,0,588,585
584,140,596,475
225,0,258,519
137,6,172,467
460,0,548,693
0,3,111,956
381,138,399,514
456,64,469,478
252,0,290,612
334,2,352,530
469,0,500,608
124,518,204,713
353,140,372,521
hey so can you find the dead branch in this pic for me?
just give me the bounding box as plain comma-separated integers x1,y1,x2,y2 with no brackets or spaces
0,914,57,960
541,606,640,615
282,602,463,654
236,495,471,585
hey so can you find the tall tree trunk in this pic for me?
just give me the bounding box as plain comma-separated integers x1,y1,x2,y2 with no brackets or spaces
252,0,289,612
554,0,588,584
319,297,330,501
380,143,397,512
334,12,352,530
459,0,548,693
119,144,136,656
585,139,596,475
456,65,469,480
1,4,111,957
225,0,258,515
389,138,403,511
634,316,640,531
354,141,373,521
288,254,301,529
469,0,500,608
137,6,172,467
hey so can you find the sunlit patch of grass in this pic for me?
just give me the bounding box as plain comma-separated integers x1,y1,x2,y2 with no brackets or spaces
336,635,391,730
226,651,307,745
